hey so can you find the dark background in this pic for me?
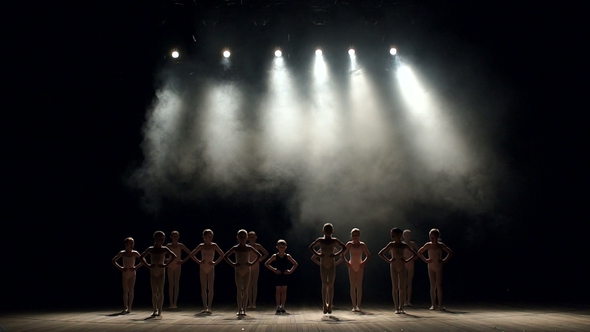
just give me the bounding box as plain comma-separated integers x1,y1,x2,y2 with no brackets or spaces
5,0,584,311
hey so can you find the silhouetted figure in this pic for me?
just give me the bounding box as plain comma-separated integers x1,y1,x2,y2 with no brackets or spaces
378,227,416,314
344,228,371,312
185,229,225,314
264,239,298,314
165,230,191,310
417,228,453,310
224,229,262,317
309,223,347,314
140,231,177,317
247,231,269,309
112,237,142,314
402,229,420,307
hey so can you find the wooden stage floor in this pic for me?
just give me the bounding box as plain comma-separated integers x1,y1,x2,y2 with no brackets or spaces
2,303,589,332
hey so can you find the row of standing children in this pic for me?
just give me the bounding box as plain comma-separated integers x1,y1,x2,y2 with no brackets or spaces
112,229,297,317
112,225,452,317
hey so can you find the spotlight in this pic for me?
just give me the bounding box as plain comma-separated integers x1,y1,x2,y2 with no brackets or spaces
315,49,322,56
275,50,282,57
390,47,397,55
171,50,179,58
223,50,231,58
348,48,355,56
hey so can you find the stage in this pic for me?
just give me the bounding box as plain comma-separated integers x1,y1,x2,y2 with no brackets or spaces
2,303,588,331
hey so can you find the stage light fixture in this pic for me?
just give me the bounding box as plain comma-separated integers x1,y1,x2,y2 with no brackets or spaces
275,50,282,57
390,47,397,55
171,51,179,58
223,50,231,58
348,48,355,56
315,49,322,56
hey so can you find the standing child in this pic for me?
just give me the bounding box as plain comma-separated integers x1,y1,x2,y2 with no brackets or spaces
247,231,269,309
309,223,347,314
378,227,416,314
402,229,420,307
140,231,177,317
264,239,298,314
224,229,262,317
112,237,142,314
344,228,371,312
165,230,191,309
417,228,453,310
185,229,225,314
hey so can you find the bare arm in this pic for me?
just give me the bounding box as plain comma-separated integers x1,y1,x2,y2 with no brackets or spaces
140,247,153,268
332,238,347,257
264,254,280,274
417,243,431,263
247,246,263,266
132,251,144,269
176,243,192,265
441,243,453,263
403,243,417,263
361,243,371,267
162,247,177,267
224,246,238,267
212,243,225,266
309,238,323,256
344,242,353,268
256,244,269,262
112,251,124,271
286,254,299,274
378,243,393,263
311,254,321,266
186,245,203,264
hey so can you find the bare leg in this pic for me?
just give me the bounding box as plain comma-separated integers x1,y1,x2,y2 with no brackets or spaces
280,286,288,308
356,268,364,310
248,265,260,308
207,269,215,310
122,275,130,312
275,286,281,308
156,273,166,314
127,274,136,312
405,265,415,306
326,265,335,313
167,267,181,308
235,270,251,315
348,269,358,310
391,266,404,312
435,268,444,309
149,274,158,315
320,266,328,313
428,268,437,310
398,267,407,313
199,268,208,311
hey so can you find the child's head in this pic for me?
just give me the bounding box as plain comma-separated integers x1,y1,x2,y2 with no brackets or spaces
237,229,248,243
390,227,403,240
124,237,134,249
248,231,257,243
351,228,360,242
403,229,412,242
429,228,440,242
170,230,180,242
276,239,287,252
153,231,165,245
203,229,214,241
323,223,334,235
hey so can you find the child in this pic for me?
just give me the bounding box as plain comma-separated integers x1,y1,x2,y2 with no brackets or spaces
111,237,142,314
247,231,269,309
165,230,191,309
224,229,262,317
185,229,225,314
309,223,347,314
264,239,298,314
140,231,177,317
344,228,371,312
402,229,420,307
378,227,416,314
417,228,453,310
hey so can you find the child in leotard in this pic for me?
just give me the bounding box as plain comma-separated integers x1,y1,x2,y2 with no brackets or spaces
224,229,262,317
264,239,298,314
309,223,347,314
417,228,453,310
344,228,371,312
402,229,419,307
165,230,191,310
112,237,142,314
185,229,225,314
247,231,269,309
378,227,416,314
140,231,177,317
